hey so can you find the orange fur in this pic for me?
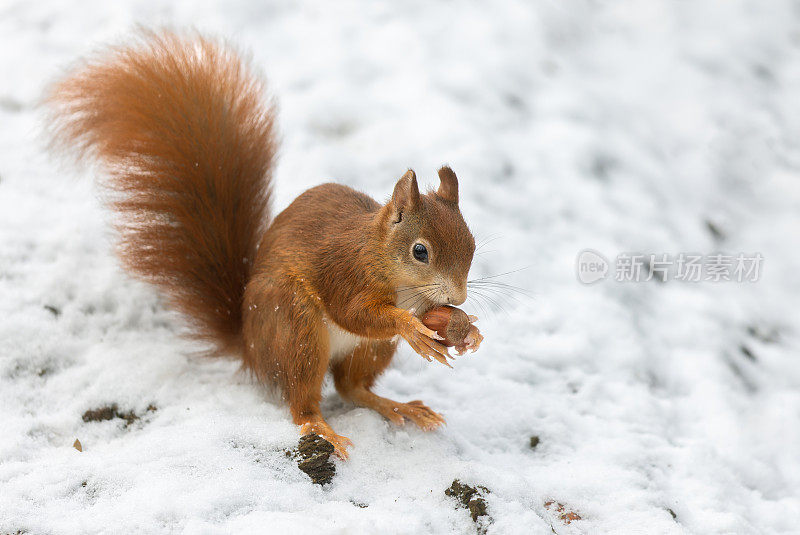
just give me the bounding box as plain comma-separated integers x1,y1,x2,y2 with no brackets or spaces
45,30,276,355
47,31,477,458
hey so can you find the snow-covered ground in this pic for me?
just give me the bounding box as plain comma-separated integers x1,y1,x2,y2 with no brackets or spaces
2,1,800,533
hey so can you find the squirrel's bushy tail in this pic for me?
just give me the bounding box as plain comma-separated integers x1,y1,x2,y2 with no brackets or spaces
46,30,277,355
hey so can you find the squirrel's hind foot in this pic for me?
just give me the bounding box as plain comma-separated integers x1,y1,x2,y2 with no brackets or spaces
392,400,446,431
346,389,446,431
300,420,353,460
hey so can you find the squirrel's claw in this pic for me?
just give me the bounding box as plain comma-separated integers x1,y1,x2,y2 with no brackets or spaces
413,337,452,367
402,316,452,367
419,323,445,341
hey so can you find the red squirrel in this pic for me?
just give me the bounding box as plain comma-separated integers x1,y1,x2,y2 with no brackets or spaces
46,30,481,458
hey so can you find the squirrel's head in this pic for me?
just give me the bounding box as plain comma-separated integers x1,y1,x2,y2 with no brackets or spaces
380,167,475,309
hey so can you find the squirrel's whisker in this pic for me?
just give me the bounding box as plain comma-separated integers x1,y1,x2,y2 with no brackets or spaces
468,288,524,301
474,233,502,252
397,286,439,310
468,280,532,300
467,287,508,316
464,290,491,317
468,295,491,318
467,266,531,284
470,288,503,310
397,286,435,307
410,287,440,312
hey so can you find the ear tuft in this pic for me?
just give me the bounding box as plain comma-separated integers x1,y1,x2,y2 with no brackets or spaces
437,166,459,203
392,169,420,211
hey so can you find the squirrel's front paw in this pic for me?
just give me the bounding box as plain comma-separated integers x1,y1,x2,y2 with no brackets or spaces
401,316,453,367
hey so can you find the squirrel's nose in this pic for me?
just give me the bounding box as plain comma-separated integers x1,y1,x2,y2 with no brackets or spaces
449,284,467,306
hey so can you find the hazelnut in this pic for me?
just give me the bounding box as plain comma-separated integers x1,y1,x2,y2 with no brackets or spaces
421,305,471,347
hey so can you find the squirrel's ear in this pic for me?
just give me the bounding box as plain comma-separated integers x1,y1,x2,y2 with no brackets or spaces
392,169,420,212
436,166,459,203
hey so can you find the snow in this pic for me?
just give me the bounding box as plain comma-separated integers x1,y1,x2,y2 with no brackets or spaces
2,1,800,533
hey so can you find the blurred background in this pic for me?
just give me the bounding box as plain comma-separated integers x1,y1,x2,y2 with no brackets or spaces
1,1,799,533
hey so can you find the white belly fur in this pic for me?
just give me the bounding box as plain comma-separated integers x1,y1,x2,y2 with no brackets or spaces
326,319,367,362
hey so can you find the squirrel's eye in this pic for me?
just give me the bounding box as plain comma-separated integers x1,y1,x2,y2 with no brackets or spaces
412,243,429,263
